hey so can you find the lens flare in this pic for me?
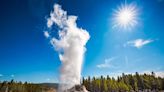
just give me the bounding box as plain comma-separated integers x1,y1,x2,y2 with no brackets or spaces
113,3,138,30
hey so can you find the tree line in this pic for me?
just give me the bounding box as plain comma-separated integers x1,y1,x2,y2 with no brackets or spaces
0,80,54,92
0,72,164,92
82,72,164,92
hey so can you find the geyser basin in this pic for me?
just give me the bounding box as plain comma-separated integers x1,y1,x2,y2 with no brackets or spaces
65,85,89,92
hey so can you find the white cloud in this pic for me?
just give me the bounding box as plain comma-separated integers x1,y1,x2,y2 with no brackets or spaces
97,57,116,68
125,39,154,48
44,31,50,38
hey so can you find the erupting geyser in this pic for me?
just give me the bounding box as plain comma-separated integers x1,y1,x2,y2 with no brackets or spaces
44,4,90,91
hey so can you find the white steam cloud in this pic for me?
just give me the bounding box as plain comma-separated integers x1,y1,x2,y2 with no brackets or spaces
44,4,90,91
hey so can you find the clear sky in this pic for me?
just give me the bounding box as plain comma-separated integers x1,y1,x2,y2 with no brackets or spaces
0,0,164,83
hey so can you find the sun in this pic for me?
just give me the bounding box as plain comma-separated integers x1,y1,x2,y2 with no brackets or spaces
113,3,138,30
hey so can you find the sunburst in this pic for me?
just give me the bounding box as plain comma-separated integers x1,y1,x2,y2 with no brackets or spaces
113,3,138,30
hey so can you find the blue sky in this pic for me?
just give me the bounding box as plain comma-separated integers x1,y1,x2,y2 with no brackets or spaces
0,0,164,83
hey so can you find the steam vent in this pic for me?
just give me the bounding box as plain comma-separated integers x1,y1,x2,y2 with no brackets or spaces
64,85,89,92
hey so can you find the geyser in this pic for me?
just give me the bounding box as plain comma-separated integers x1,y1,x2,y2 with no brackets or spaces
44,4,90,91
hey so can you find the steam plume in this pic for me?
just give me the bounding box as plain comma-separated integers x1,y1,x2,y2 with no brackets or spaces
44,4,90,91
